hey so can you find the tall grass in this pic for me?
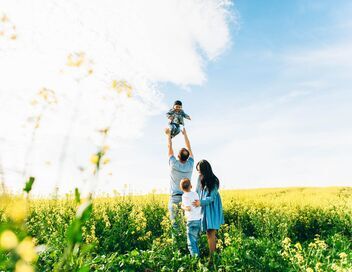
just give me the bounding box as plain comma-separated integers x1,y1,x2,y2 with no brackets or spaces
1,187,351,271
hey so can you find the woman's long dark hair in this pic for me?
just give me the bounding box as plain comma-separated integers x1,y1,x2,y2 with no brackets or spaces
197,160,219,193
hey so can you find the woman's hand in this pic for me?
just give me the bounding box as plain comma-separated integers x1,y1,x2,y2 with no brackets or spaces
192,200,200,207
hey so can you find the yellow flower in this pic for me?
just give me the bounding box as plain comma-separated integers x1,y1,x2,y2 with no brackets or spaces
282,237,291,245
90,154,99,165
166,238,173,244
0,230,18,250
16,237,38,263
103,158,110,165
306,268,314,272
315,262,322,271
281,251,289,258
339,252,347,259
308,242,317,249
15,260,34,272
6,200,27,222
111,80,118,89
102,145,110,152
294,242,302,251
317,240,327,250
66,52,85,67
1,14,9,23
295,252,304,263
111,80,133,97
331,263,339,271
38,88,57,104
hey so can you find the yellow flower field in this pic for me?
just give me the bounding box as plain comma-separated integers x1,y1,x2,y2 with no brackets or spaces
1,187,351,271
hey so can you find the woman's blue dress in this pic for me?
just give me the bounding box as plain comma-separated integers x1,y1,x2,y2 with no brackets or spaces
196,176,224,231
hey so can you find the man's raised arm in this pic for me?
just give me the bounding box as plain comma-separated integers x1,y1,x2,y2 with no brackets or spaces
182,128,193,158
165,128,174,157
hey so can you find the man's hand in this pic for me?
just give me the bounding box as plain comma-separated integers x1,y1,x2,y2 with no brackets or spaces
192,200,200,207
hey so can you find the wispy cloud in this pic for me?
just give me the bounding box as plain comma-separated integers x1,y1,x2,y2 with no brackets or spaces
195,88,352,189
285,44,352,67
0,0,233,195
190,37,352,189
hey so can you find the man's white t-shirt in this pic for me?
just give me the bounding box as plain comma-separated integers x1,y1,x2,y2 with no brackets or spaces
182,191,202,221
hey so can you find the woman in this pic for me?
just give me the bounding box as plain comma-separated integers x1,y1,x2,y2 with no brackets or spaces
194,160,224,255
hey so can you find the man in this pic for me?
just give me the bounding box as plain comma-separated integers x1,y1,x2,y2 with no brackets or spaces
165,127,194,229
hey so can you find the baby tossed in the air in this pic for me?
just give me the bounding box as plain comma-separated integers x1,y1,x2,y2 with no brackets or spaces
166,100,191,138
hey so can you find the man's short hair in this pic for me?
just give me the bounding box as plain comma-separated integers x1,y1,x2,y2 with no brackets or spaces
174,100,182,106
178,148,190,162
180,178,191,191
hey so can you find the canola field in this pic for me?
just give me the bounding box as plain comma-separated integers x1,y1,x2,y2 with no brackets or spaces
1,187,351,271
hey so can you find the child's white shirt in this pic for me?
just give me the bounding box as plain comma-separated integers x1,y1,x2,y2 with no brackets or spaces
182,191,202,221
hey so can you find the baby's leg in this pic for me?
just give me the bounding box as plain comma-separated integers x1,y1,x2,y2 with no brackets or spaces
171,124,181,138
164,127,171,135
165,122,175,135
165,123,175,137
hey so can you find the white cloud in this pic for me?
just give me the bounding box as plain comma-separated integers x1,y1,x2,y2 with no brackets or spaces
0,0,233,195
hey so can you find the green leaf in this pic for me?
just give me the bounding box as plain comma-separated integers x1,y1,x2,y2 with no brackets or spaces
77,266,89,272
75,188,81,204
76,201,93,223
23,176,35,193
66,219,82,244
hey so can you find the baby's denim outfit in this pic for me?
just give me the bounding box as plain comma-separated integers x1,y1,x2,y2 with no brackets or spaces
166,109,190,138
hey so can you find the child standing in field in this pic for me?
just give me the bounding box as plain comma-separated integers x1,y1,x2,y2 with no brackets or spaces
166,100,191,138
180,178,202,257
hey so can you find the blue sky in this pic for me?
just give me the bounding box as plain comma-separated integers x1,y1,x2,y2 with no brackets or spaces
130,0,352,193
1,0,351,195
